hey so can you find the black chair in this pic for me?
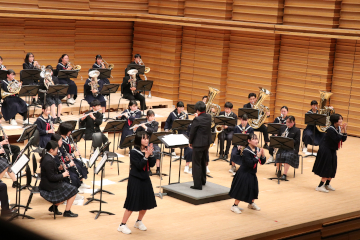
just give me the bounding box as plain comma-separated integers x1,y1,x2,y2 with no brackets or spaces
23,165,40,219
32,154,41,186
30,130,44,156
117,82,125,113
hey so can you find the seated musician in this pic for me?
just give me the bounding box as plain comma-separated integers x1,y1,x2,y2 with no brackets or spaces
302,100,325,154
202,96,208,104
92,54,110,85
22,52,41,104
275,116,300,180
218,102,237,160
1,69,28,126
0,56,7,70
38,65,63,122
0,114,21,165
243,93,270,149
268,106,289,163
84,70,106,115
56,54,78,105
164,101,189,159
122,54,146,110
229,114,254,175
35,104,55,148
117,100,141,151
79,100,109,151
0,144,20,188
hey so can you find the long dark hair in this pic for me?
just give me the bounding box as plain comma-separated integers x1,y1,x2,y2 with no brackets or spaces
95,54,102,63
134,131,149,149
246,133,258,147
59,122,72,136
58,54,68,63
41,140,58,162
128,100,138,109
24,52,34,64
330,114,342,125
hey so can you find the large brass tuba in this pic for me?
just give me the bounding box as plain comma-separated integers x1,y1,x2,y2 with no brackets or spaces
206,86,221,128
316,91,335,132
248,87,271,129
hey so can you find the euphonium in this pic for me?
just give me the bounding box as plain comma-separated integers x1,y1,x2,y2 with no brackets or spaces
1,78,21,98
88,70,100,97
41,68,54,89
316,91,335,132
127,69,138,95
248,87,271,129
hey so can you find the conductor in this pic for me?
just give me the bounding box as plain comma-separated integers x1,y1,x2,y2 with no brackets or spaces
189,101,212,190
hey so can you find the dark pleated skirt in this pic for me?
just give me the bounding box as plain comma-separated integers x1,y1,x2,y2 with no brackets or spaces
312,146,337,178
153,144,161,160
0,158,9,173
302,125,325,146
58,78,77,98
2,96,27,121
229,170,259,204
39,135,52,148
123,175,157,211
40,182,78,204
85,94,106,107
275,150,299,168
184,146,192,163
230,146,242,165
43,95,62,106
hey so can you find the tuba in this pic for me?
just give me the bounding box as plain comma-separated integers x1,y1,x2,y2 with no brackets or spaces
139,58,151,98
41,68,54,89
206,86,222,147
248,87,271,129
316,91,335,132
88,70,100,97
127,69,138,95
1,79,21,98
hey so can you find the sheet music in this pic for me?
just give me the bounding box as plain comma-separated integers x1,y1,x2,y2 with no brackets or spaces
89,148,99,168
3,126,22,130
11,155,29,175
162,134,189,146
95,154,107,174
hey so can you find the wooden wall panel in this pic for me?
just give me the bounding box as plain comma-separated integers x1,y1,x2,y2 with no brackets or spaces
275,36,336,128
179,27,230,107
148,0,184,16
226,31,280,121
132,22,182,102
0,0,38,8
184,0,233,20
283,0,342,28
339,0,360,30
89,0,148,14
232,0,284,24
38,0,89,10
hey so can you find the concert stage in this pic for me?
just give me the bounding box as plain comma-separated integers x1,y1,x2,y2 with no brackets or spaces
162,181,231,205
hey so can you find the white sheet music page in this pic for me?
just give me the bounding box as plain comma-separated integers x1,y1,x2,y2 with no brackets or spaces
11,155,29,175
89,147,100,168
163,134,189,147
95,154,108,174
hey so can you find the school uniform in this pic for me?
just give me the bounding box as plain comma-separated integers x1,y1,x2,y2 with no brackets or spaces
123,147,157,211
0,65,6,70
56,63,78,99
61,137,88,180
35,115,56,148
302,109,325,147
184,124,209,163
0,136,20,164
229,146,266,204
218,111,237,156
137,121,161,160
269,116,289,157
84,77,106,107
164,109,189,134
56,148,81,188
39,153,78,204
1,80,28,121
243,102,270,143
22,62,39,85
230,124,254,166
0,156,9,174
275,125,301,169
312,125,347,178
92,63,110,85
38,75,62,106
122,73,146,111
117,109,141,149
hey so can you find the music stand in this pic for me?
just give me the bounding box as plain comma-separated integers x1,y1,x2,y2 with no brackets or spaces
70,128,85,143
268,136,294,184
47,84,69,113
127,64,145,74
267,123,282,135
187,104,196,115
89,68,111,79
62,120,77,131
171,119,192,162
212,116,237,162
18,85,40,126
136,80,153,112
103,120,125,153
238,108,259,119
304,113,327,158
0,70,8,80
58,70,79,79
17,124,37,143
90,154,115,219
119,134,135,182
101,84,120,122
231,133,249,165
20,69,41,85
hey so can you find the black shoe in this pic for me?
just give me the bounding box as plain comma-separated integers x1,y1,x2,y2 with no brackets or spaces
155,169,160,175
148,170,152,176
219,153,224,159
280,174,287,180
190,186,202,190
63,210,78,217
224,154,228,159
53,118,59,124
12,181,21,189
57,117,62,123
49,205,62,215
1,208,16,217
263,144,269,150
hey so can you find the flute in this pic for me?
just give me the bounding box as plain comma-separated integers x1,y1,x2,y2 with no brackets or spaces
79,110,101,119
129,120,155,130
114,111,129,119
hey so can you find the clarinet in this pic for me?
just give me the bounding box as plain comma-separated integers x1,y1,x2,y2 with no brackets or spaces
0,123,12,159
69,135,86,168
59,155,72,184
62,145,82,179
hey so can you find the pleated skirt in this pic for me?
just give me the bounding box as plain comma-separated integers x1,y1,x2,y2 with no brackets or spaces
0,158,9,173
40,182,78,204
229,171,259,204
312,146,337,178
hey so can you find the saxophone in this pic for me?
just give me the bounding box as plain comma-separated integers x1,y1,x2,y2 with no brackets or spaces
248,87,271,129
127,69,138,95
316,91,335,132
88,70,100,97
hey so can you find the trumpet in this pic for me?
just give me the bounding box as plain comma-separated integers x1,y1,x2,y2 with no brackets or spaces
34,61,45,70
129,120,155,130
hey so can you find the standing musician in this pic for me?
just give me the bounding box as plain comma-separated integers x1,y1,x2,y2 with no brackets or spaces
1,70,28,126
243,93,270,149
56,54,78,105
218,102,237,160
189,101,212,190
79,100,109,152
275,116,301,181
35,104,55,148
0,114,21,165
164,101,188,159
0,56,7,70
23,52,41,104
92,54,110,85
39,65,63,123
268,106,289,163
117,100,141,151
229,114,254,175
84,70,106,114
302,100,325,154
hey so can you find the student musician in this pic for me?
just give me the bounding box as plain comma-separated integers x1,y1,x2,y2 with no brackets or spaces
229,133,265,214
302,100,325,154
92,54,110,85
35,104,55,148
312,114,347,193
57,54,78,105
38,65,63,123
243,93,270,149
275,116,301,181
202,96,208,104
268,106,289,163
118,131,157,235
218,102,237,160
84,70,106,114
164,101,189,159
22,53,41,104
229,114,254,175
0,114,21,165
117,100,141,151
1,70,28,126
39,140,78,217
0,56,7,70
79,100,109,151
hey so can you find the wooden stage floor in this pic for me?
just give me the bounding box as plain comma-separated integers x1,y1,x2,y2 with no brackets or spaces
4,129,360,239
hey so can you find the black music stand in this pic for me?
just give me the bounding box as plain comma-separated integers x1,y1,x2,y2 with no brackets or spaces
304,113,327,158
101,84,120,122
47,84,69,113
119,134,135,182
58,70,79,79
20,69,41,85
238,108,259,119
231,133,249,166
103,120,126,159
127,64,145,74
70,128,85,143
0,70,8,80
90,154,115,219
171,119,192,162
62,120,77,131
136,80,153,112
89,68,111,79
212,116,237,162
18,85,40,126
268,136,294,184
187,104,196,115
266,123,282,164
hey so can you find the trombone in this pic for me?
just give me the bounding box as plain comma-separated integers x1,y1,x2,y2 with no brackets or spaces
101,58,114,78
